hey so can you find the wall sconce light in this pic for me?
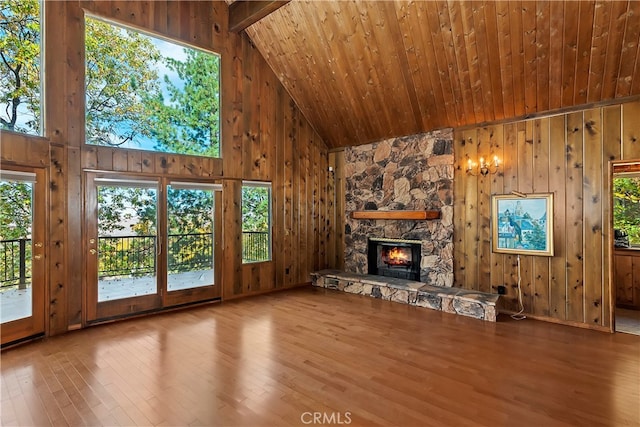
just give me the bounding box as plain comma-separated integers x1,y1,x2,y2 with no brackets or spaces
466,155,500,176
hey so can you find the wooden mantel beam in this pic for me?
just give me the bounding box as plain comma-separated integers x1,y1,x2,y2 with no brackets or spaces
229,1,290,33
351,210,441,220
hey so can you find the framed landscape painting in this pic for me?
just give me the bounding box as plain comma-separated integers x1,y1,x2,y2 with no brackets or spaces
491,193,554,256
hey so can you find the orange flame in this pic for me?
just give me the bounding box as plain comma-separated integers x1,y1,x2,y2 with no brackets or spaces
386,247,411,266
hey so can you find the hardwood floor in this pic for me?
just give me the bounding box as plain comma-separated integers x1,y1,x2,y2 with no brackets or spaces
2,286,639,426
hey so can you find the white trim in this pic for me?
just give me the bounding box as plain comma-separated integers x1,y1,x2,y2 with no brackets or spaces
242,180,272,188
94,178,158,189
170,182,222,191
0,170,37,183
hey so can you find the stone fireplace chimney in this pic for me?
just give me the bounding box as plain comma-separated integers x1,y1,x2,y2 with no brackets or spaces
344,129,454,287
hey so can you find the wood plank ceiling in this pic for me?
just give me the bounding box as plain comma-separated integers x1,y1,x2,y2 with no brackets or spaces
243,0,640,148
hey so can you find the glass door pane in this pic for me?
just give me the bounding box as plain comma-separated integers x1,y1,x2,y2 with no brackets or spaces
1,168,45,346
97,182,158,302
167,185,215,291
0,178,34,322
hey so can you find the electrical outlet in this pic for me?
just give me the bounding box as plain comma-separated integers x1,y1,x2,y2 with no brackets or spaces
497,285,506,295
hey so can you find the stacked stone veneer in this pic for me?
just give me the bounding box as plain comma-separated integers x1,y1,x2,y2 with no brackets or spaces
345,129,454,286
311,270,498,321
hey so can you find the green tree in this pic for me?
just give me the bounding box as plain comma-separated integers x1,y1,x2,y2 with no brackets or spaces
614,177,640,246
525,222,546,251
85,17,161,146
142,49,220,157
0,181,31,240
0,0,41,134
242,187,270,232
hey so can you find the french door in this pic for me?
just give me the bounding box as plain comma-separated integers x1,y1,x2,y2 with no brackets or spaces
0,167,46,346
85,173,221,322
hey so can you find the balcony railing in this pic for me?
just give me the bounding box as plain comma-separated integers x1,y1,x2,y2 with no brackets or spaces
0,231,270,288
242,231,270,262
0,238,32,288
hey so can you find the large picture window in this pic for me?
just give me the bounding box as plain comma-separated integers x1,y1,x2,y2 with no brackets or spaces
84,16,220,157
242,182,271,263
0,0,42,135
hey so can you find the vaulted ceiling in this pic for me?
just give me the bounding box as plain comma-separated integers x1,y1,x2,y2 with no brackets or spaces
243,0,640,149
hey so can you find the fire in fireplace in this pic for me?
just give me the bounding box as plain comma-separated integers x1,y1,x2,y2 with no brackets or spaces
382,246,412,267
368,238,421,281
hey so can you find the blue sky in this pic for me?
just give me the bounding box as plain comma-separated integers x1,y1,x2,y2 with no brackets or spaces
497,198,548,220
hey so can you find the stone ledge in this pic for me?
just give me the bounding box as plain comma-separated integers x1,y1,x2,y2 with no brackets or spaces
311,269,499,322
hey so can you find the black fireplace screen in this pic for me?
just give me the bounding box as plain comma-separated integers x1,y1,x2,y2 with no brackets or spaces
367,238,421,281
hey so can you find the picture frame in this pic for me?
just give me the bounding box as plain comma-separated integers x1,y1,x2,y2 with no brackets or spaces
491,193,554,257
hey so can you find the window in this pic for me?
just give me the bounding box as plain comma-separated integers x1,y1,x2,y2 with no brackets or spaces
0,0,43,135
242,182,271,263
613,174,640,248
84,16,220,157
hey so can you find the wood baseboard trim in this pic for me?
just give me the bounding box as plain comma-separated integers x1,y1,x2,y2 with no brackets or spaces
499,310,613,333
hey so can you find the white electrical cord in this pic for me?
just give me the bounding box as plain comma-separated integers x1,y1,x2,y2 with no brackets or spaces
511,254,527,320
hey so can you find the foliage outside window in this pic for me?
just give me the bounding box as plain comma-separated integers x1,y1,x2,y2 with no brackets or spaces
0,179,33,288
167,185,214,274
613,176,640,247
85,16,220,157
242,183,271,263
0,0,42,135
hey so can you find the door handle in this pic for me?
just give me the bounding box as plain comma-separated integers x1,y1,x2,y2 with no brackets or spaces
89,249,97,255
34,254,42,260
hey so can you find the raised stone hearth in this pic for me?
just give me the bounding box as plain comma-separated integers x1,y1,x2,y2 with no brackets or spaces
311,270,499,322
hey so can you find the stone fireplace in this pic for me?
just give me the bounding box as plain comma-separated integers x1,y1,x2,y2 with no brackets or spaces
368,238,421,281
345,129,454,287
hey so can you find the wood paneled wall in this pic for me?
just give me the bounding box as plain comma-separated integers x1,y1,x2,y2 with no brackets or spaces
0,0,334,335
453,98,640,330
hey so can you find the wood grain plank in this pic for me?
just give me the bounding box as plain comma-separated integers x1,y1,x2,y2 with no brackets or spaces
517,122,533,313
508,0,525,117
463,129,479,291
547,0,565,110
477,127,492,294
501,123,519,311
547,114,566,320
489,125,505,294
222,179,242,298
600,1,629,99
495,1,514,118
602,104,622,327
565,111,585,323
3,288,640,426
574,1,596,106
453,131,468,288
535,1,550,113
459,2,487,123
532,118,550,317
615,1,640,97
587,1,613,102
560,2,580,107
583,108,604,326
521,1,537,114
622,99,640,159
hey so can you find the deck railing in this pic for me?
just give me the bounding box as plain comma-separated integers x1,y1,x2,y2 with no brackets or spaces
0,239,31,288
0,231,269,287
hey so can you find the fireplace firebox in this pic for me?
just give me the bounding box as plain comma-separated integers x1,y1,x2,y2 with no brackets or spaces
367,238,421,281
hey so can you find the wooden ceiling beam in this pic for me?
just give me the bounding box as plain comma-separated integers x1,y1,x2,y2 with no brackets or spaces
229,1,290,33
